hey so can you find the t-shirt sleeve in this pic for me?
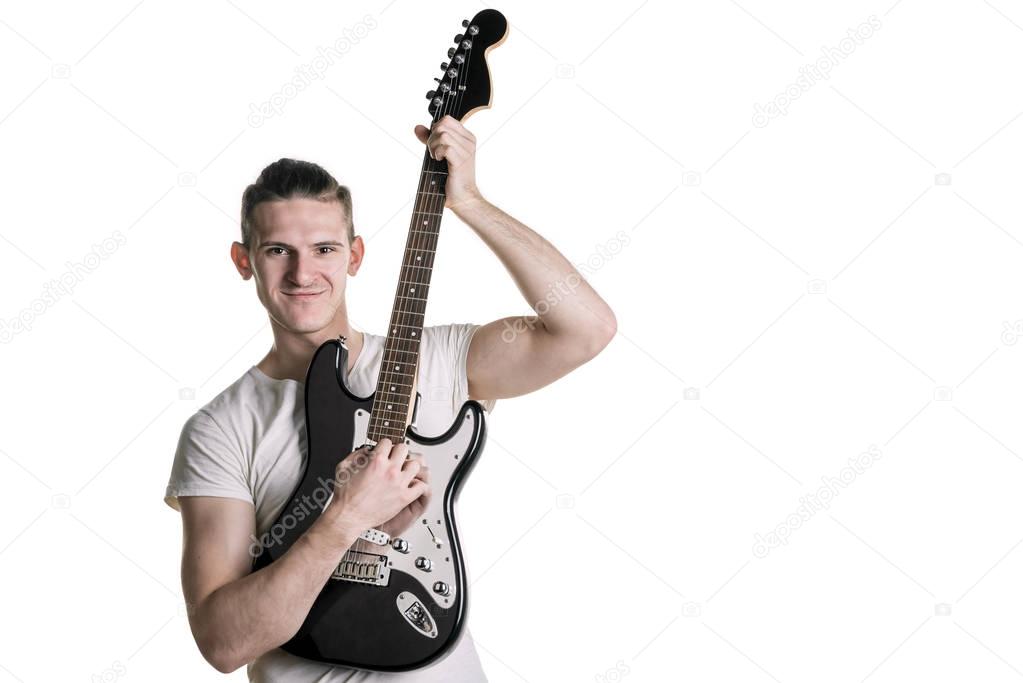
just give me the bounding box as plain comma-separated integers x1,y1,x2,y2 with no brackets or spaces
164,409,253,511
451,322,497,414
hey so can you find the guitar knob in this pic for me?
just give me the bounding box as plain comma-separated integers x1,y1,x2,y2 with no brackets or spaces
461,19,469,27
392,538,409,553
426,90,436,99
454,33,463,43
433,581,450,596
447,47,456,58
415,556,433,572
440,62,448,70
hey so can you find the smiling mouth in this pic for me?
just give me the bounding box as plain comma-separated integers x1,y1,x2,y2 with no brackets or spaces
283,291,324,299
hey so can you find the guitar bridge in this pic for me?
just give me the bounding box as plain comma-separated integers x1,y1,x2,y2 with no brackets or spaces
331,550,391,586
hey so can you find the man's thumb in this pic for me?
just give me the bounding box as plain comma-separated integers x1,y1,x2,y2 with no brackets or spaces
414,124,430,143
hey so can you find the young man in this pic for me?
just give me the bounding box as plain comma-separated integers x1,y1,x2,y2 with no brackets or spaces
164,115,616,680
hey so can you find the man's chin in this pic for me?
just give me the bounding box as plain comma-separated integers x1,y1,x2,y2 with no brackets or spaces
272,311,335,336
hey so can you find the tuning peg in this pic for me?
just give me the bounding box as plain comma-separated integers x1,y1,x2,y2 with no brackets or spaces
462,19,469,27
454,33,463,43
447,47,456,58
426,90,436,99
440,62,448,70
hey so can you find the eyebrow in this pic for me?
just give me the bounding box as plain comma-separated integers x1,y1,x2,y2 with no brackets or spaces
260,240,346,249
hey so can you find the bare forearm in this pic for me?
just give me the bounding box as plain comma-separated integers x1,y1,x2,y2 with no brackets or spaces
452,197,616,339
193,516,357,672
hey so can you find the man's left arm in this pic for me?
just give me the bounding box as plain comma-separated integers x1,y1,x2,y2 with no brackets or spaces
415,116,617,401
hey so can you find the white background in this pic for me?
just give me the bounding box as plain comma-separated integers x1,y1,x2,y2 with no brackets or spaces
2,1,1023,681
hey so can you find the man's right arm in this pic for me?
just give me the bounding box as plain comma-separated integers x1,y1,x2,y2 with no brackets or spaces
177,438,427,674
179,495,359,673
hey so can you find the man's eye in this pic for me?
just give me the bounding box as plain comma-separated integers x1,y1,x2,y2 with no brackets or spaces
268,247,287,255
318,247,336,254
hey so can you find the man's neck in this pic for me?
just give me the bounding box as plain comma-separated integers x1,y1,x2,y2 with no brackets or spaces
257,318,364,383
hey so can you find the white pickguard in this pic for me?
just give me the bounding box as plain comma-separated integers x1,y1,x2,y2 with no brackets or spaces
334,407,478,610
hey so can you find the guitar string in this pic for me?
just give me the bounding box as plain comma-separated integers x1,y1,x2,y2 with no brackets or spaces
346,46,458,571
342,32,475,581
341,75,437,572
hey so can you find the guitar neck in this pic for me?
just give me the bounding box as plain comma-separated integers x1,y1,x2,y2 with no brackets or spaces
366,152,449,443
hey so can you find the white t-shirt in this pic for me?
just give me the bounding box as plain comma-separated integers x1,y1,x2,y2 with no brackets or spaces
165,322,494,682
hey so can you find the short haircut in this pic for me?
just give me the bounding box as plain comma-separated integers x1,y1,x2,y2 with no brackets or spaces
240,158,355,248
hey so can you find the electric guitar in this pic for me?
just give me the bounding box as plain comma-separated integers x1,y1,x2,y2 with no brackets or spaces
252,9,508,672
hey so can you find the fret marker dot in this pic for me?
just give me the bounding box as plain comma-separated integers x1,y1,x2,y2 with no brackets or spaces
384,421,389,426
423,219,428,225
391,386,395,391
387,404,393,409
411,332,416,337
395,365,400,370
409,287,415,293
416,255,421,261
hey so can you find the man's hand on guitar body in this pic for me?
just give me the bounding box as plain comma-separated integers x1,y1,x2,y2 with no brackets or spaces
321,438,431,542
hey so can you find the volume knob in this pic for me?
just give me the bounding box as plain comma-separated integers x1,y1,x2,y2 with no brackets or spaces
415,556,433,572
433,581,450,596
392,538,409,553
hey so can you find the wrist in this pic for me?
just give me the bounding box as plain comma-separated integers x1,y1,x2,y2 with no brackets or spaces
312,504,362,548
448,190,487,217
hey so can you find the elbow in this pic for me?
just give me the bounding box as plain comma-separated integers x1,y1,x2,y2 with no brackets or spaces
588,308,617,358
576,308,617,362
204,650,242,674
203,645,243,675
195,626,245,674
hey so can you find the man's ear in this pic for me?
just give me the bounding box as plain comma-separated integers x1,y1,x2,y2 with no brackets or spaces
347,236,365,276
230,241,253,280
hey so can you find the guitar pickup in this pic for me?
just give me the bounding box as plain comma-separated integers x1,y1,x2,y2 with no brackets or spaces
359,528,391,546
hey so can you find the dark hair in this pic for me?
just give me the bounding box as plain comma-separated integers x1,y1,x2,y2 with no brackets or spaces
240,158,354,248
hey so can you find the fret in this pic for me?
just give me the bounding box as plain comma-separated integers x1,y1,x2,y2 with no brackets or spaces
377,380,413,388
370,408,415,419
384,350,420,359
369,158,449,417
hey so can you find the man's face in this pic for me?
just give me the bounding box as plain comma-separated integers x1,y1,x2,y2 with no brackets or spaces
232,197,363,336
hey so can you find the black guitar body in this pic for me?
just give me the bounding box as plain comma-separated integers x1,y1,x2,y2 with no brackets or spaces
252,338,487,671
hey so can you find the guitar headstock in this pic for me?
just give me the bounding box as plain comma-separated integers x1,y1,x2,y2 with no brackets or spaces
426,9,508,123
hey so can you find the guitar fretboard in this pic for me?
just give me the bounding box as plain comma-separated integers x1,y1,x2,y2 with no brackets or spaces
366,154,448,443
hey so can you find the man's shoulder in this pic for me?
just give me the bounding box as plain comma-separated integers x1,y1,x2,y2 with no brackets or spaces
182,366,263,429
419,322,480,347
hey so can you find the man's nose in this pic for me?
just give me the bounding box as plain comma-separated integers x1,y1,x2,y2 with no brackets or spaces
287,253,317,286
